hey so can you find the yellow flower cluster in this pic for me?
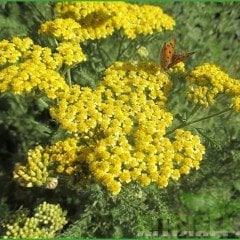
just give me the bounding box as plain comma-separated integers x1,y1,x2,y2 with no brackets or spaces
187,63,240,110
112,3,175,38
0,37,32,66
13,138,90,188
39,19,88,66
0,37,69,98
56,42,87,66
39,18,88,42
50,85,103,133
13,146,50,187
50,61,172,133
172,129,205,176
14,128,205,195
54,2,175,39
232,96,240,112
224,73,240,112
3,202,67,238
46,137,87,175
24,44,62,70
39,2,174,69
169,62,186,75
48,61,205,195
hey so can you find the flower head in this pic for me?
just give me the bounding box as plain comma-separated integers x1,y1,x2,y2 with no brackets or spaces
54,2,175,40
187,63,240,109
3,202,67,238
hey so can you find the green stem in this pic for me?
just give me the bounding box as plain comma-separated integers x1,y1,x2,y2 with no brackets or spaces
127,35,147,60
100,47,111,62
96,40,107,69
116,31,125,60
187,105,201,120
66,69,72,86
187,107,231,125
38,98,49,108
166,107,232,136
30,3,47,21
117,38,134,61
61,66,68,77
53,38,59,48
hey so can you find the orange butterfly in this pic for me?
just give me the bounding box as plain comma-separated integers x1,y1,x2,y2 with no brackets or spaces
160,39,194,71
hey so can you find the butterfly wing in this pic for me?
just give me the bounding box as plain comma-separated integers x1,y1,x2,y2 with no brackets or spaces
168,52,194,69
160,39,176,71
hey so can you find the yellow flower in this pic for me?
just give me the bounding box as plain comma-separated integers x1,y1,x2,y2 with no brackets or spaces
138,174,151,186
172,129,205,177
119,170,131,183
65,166,75,175
54,2,175,40
130,168,141,180
149,171,159,181
55,41,87,66
12,37,33,52
187,63,238,108
0,38,69,98
171,169,181,180
180,165,190,175
0,38,32,66
13,146,50,187
169,62,186,74
39,18,88,42
157,176,168,188
232,96,240,112
106,180,121,195
3,202,67,238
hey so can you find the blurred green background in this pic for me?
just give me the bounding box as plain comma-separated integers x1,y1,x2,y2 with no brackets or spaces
0,2,239,238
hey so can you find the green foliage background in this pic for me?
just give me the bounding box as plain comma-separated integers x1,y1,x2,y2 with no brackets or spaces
0,2,239,238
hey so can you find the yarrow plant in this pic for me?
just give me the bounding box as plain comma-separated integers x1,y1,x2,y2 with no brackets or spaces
1,2,239,199
3,202,67,238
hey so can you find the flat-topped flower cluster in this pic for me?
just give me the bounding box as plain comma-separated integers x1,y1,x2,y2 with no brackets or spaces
187,63,240,110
